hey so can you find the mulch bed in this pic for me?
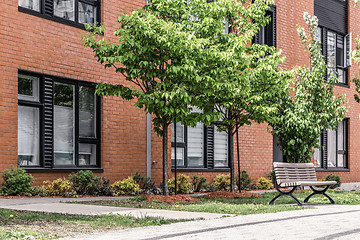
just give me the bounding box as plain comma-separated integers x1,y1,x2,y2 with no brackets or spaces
145,194,201,204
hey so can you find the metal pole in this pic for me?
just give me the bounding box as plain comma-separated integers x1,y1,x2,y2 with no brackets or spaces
174,120,177,195
236,122,241,193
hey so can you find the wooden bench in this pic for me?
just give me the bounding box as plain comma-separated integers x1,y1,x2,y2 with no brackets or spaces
269,162,337,206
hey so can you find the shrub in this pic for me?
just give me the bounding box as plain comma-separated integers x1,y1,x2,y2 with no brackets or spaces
213,174,230,191
168,174,192,194
92,177,113,196
325,174,341,189
0,167,34,196
68,170,98,195
202,183,216,192
112,177,140,196
133,172,148,188
42,178,75,196
235,170,252,190
256,177,274,190
29,186,47,197
192,175,207,192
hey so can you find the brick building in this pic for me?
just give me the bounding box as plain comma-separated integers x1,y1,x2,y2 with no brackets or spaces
0,0,359,186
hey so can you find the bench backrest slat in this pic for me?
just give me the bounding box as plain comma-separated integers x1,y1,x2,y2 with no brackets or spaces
273,162,317,185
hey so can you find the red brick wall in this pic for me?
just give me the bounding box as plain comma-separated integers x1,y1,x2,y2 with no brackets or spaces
1,0,360,187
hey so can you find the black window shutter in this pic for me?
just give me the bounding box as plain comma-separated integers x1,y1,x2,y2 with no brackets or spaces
270,5,276,47
206,127,214,168
44,0,53,16
315,0,347,35
322,130,328,169
43,78,54,168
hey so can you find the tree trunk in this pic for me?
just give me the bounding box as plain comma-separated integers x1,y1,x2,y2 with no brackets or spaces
236,126,241,192
162,125,169,195
229,128,235,192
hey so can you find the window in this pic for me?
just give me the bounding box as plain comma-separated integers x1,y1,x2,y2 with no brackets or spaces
314,119,348,169
18,71,101,169
18,74,41,166
18,0,100,27
315,0,351,85
255,5,276,47
171,123,229,169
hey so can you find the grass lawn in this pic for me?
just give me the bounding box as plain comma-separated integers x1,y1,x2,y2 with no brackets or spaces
74,190,360,216
0,208,185,240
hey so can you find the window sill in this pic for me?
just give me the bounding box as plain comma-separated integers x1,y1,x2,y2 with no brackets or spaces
18,6,88,30
171,168,230,172
315,168,349,172
23,168,104,173
334,83,350,88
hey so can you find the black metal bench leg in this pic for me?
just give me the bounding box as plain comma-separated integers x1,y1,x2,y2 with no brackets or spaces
269,184,302,206
304,186,335,204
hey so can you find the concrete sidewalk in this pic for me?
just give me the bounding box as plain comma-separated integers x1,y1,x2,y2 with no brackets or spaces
59,204,360,240
0,196,231,220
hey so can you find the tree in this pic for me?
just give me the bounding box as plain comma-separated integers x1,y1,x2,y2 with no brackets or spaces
183,1,292,192
82,0,292,193
269,13,347,163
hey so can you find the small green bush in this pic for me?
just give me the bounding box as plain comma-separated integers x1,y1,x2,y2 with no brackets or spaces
67,170,112,196
29,186,47,197
192,175,207,192
112,177,140,196
42,178,75,196
256,177,274,190
325,174,341,189
235,170,252,190
168,174,192,194
0,167,34,196
213,174,230,191
68,170,97,195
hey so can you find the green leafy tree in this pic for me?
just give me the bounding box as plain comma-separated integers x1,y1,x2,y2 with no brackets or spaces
82,0,292,193
186,0,292,191
269,13,346,163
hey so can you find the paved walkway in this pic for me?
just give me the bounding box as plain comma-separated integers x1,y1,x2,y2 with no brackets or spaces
2,197,360,239
0,196,231,220
59,204,360,240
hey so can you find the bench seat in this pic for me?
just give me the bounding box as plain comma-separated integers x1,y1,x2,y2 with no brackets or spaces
270,162,337,206
279,180,337,188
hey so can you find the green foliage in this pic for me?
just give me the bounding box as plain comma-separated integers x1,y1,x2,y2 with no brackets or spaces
256,177,274,190
112,177,140,196
267,170,276,183
68,170,97,195
168,174,192,194
29,186,47,197
82,0,293,194
192,175,207,192
213,174,231,191
269,13,346,163
42,178,75,197
325,174,341,189
68,170,112,196
0,167,34,196
236,170,252,190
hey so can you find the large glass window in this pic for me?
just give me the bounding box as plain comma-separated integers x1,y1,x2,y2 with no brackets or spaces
314,119,348,169
214,126,228,167
19,0,99,27
18,75,41,166
18,0,40,12
17,72,100,169
315,0,351,85
171,123,229,169
54,82,75,165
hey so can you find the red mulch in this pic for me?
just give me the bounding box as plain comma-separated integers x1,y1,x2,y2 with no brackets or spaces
145,194,201,204
203,191,262,199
